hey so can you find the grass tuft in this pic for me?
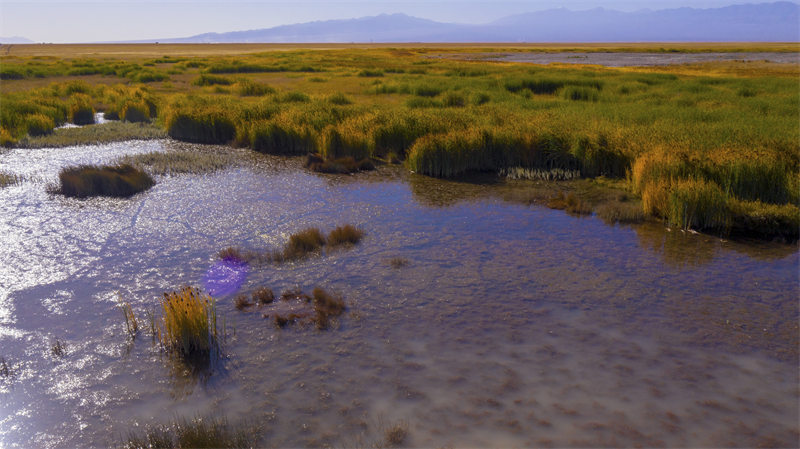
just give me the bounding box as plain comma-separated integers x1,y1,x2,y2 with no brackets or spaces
55,164,154,198
252,287,275,305
156,286,220,362
118,296,139,339
283,228,326,260
327,224,364,247
311,287,346,330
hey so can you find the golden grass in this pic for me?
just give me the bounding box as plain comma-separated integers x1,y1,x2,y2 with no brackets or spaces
157,286,219,360
283,227,326,260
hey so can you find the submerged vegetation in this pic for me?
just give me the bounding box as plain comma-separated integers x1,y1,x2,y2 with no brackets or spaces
55,164,154,198
1,46,797,239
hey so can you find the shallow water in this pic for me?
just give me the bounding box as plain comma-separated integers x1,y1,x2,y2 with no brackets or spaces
444,51,800,67
0,140,797,447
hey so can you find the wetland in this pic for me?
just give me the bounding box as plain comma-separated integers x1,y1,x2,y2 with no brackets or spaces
0,44,798,447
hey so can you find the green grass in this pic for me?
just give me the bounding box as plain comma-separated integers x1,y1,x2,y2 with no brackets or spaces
0,172,22,188
55,164,154,198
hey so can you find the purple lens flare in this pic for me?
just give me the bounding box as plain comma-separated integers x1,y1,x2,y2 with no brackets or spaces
203,259,248,296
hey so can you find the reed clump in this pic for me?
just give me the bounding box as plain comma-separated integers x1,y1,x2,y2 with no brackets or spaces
546,192,593,215
311,287,346,330
122,415,258,449
252,287,275,305
304,153,375,174
156,286,220,361
234,79,275,96
68,93,95,125
282,228,326,260
119,296,139,339
327,224,364,247
55,164,154,198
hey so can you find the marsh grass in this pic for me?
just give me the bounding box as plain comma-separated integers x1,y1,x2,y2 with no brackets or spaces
311,287,346,330
119,150,236,175
305,153,375,174
0,172,22,188
118,296,139,339
51,338,66,358
327,224,364,247
217,246,247,263
17,121,166,148
252,287,275,305
546,192,593,215
501,167,581,181
192,74,233,86
0,357,12,378
122,415,258,449
55,164,154,198
283,228,326,260
234,79,275,96
389,257,409,268
596,200,646,224
2,47,798,239
156,286,220,362
234,294,253,311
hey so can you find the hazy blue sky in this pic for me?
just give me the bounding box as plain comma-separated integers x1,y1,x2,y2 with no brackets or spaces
0,1,774,43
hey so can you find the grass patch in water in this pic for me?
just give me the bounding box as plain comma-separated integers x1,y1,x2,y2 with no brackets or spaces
0,172,22,188
55,164,154,198
283,227,326,260
118,297,139,339
596,200,646,224
311,287,346,330
156,286,220,363
122,415,258,449
546,191,593,215
252,287,275,305
305,153,375,174
17,121,166,148
51,338,66,358
389,257,409,268
327,224,364,247
119,150,236,175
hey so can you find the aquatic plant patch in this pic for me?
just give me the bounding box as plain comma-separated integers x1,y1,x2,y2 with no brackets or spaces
55,164,154,198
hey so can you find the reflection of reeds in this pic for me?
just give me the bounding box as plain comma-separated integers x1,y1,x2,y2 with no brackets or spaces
157,286,219,361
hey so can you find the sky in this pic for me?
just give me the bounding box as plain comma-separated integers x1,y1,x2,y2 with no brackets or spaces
0,1,776,43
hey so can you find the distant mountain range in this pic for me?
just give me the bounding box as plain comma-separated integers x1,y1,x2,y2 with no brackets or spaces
153,2,799,43
0,36,34,44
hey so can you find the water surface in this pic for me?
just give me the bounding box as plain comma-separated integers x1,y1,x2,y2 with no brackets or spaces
0,140,797,447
